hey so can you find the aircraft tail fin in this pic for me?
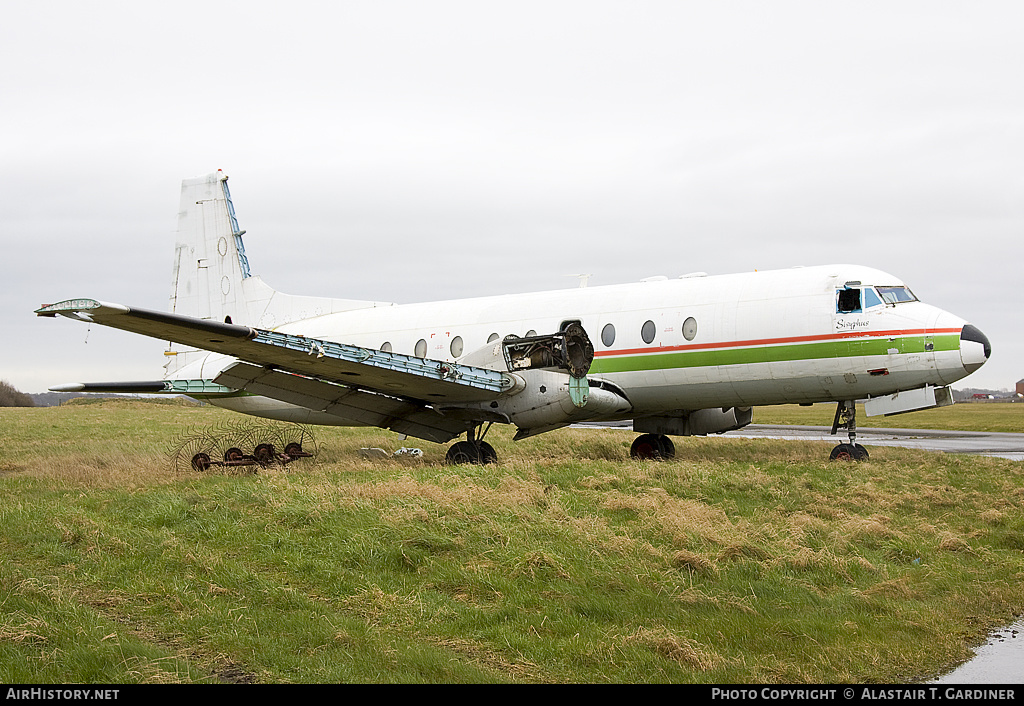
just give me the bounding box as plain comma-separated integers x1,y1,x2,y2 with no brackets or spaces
165,170,391,378
170,170,252,325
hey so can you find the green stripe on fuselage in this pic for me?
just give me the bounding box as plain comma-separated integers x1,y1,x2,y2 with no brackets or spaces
589,334,959,375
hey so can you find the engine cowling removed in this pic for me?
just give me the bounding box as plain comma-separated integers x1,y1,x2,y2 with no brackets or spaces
458,324,631,437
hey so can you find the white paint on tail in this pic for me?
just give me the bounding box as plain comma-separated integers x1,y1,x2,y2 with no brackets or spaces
165,170,392,376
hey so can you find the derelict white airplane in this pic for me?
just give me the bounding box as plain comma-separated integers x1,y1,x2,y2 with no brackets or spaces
37,170,991,465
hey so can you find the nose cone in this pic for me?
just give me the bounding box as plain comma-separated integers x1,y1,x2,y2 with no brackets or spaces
960,324,991,374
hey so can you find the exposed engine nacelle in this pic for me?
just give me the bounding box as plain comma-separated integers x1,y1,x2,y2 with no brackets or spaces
507,371,632,438
458,369,632,439
633,407,753,437
501,322,595,379
458,324,630,438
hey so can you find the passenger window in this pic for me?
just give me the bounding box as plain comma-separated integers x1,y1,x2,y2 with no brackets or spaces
487,333,499,343
682,317,697,341
380,342,392,353
641,320,656,344
450,336,464,357
415,339,427,358
601,323,616,347
837,288,861,313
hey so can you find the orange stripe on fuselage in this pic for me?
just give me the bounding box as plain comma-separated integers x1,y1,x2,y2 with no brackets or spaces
592,327,963,358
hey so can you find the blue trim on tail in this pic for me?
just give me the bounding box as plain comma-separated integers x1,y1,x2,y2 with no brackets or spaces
220,177,251,279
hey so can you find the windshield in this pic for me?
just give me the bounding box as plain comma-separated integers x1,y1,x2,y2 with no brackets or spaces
876,286,918,304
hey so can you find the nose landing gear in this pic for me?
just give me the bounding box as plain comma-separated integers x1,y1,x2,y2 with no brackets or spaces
830,400,869,461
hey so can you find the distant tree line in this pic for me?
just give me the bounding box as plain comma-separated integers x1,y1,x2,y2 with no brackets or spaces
0,380,36,407
951,387,1016,402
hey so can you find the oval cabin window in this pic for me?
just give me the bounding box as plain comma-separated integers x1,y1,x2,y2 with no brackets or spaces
641,320,656,344
682,317,697,341
601,323,616,348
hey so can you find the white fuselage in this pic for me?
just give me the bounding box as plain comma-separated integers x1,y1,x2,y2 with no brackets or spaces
182,264,982,427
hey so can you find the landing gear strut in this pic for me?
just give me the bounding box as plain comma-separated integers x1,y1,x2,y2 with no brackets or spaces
445,423,498,465
630,433,676,460
830,400,869,461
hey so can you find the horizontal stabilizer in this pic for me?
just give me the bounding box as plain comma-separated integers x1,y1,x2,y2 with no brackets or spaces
49,380,239,396
50,381,175,394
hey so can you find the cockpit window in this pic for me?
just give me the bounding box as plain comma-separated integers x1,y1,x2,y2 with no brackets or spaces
877,286,918,304
863,287,883,309
837,287,861,313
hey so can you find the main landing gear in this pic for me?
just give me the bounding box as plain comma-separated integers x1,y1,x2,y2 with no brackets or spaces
630,433,676,460
830,400,869,461
445,423,498,465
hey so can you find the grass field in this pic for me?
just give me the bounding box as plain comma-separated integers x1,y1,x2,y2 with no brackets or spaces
0,400,1022,683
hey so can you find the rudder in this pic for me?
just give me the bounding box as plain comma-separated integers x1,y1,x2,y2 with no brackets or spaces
170,169,252,325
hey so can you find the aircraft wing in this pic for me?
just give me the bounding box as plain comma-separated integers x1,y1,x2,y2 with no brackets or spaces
212,362,508,442
36,299,518,440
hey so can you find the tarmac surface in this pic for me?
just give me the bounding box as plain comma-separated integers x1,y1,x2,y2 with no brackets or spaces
579,421,1024,462
726,424,1024,461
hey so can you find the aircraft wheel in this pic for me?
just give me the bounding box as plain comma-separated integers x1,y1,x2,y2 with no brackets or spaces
830,443,868,461
446,441,478,465
446,441,497,465
631,433,674,460
478,441,498,465
830,444,854,461
658,435,676,460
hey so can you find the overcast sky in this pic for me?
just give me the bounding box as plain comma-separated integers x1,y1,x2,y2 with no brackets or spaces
2,1,1021,395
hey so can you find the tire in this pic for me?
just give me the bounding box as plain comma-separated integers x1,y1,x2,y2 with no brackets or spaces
657,435,676,460
830,443,855,461
631,433,668,460
445,441,478,465
446,440,498,465
478,441,498,465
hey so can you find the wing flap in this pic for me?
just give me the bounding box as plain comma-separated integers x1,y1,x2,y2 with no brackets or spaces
214,362,473,443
